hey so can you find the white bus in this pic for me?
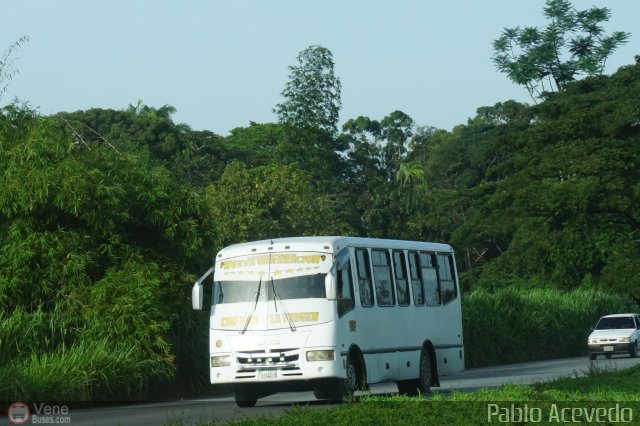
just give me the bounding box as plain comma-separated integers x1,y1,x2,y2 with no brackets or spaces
192,236,464,407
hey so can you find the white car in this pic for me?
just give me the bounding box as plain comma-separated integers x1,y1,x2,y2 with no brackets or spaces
587,313,640,360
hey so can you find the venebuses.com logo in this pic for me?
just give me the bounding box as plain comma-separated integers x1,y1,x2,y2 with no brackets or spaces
6,401,71,424
7,402,30,424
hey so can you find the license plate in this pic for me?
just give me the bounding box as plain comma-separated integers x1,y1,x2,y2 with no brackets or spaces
603,346,614,352
259,369,277,379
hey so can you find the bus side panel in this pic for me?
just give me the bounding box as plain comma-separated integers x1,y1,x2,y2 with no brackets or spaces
434,296,464,375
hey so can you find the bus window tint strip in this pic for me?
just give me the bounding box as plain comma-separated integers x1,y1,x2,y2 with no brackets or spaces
420,253,440,306
356,249,374,307
393,250,410,306
437,254,457,304
372,249,395,306
408,251,425,306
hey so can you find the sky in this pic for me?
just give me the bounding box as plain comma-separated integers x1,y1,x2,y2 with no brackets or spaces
2,0,639,135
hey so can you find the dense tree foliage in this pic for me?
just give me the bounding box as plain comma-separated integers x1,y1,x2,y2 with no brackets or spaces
493,0,629,100
0,105,217,398
404,65,640,299
205,161,352,248
56,105,229,188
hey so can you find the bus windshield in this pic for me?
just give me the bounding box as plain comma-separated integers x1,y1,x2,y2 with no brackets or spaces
216,274,326,304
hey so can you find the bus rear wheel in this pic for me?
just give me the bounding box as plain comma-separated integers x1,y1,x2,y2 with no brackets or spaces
397,349,432,396
417,349,432,394
397,380,420,396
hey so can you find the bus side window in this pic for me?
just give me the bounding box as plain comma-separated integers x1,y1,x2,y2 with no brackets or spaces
337,259,355,317
408,251,425,306
419,253,440,306
372,249,394,306
393,250,410,306
438,254,457,304
214,281,223,304
356,249,374,307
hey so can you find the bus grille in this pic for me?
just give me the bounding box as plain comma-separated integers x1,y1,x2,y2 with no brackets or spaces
237,348,299,365
234,348,301,378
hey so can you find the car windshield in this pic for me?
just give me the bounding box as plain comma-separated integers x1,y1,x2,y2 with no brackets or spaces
595,316,636,330
215,274,326,304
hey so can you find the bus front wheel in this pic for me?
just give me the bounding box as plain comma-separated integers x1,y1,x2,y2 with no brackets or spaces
323,355,358,402
234,392,258,408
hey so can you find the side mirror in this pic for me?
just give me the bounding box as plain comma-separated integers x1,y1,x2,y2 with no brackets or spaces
192,282,203,310
325,273,337,300
192,265,215,310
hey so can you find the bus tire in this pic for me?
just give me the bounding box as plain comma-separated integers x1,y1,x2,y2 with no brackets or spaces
417,349,432,395
328,354,358,402
234,392,258,408
397,379,420,396
313,387,330,400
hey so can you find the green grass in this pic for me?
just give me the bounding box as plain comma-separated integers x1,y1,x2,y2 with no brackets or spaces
534,362,640,397
177,365,640,426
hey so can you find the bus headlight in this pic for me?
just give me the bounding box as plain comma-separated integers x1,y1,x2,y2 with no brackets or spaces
211,355,231,367
306,350,335,362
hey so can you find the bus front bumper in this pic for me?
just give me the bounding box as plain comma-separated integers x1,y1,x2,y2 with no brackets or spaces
209,352,343,385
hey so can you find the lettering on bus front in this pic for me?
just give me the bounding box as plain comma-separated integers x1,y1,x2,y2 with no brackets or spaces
220,254,325,270
219,312,320,327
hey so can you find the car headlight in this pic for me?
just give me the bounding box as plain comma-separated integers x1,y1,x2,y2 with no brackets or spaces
306,350,335,361
589,338,598,344
211,355,231,367
619,337,631,343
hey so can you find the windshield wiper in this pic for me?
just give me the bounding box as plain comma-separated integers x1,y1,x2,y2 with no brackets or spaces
241,277,262,334
271,277,296,332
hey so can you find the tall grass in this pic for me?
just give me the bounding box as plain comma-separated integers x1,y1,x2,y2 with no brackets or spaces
0,339,172,401
0,307,173,402
462,287,638,367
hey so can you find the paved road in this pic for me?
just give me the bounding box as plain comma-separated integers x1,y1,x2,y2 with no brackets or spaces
4,355,639,426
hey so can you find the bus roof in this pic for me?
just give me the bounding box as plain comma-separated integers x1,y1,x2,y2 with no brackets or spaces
215,236,453,260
